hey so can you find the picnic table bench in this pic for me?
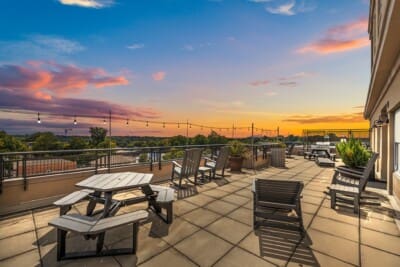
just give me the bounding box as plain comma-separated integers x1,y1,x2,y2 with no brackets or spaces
49,210,148,260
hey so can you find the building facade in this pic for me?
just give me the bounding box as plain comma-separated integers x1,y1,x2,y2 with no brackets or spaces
365,1,400,203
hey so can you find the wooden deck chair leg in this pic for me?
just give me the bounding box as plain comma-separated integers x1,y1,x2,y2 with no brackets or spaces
57,229,67,261
330,190,336,209
166,203,173,224
354,196,360,214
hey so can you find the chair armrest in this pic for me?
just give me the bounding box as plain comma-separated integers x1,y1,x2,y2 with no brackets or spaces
172,161,182,168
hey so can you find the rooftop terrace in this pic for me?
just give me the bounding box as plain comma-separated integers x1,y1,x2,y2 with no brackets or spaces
1,157,400,267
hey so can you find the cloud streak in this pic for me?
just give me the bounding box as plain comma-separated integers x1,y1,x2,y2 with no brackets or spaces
0,61,129,99
265,0,316,16
0,89,160,119
127,43,144,50
249,80,269,87
283,112,365,124
58,0,114,9
297,18,369,54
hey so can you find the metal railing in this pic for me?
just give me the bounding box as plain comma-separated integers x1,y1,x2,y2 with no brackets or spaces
0,143,281,193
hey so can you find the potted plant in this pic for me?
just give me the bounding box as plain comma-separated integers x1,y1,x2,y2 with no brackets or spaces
336,137,371,169
270,142,286,167
228,140,248,172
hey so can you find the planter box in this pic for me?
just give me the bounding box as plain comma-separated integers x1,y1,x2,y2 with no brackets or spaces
270,148,286,168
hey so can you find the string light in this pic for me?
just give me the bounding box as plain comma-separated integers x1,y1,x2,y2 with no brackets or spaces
103,118,106,124
126,119,129,126
73,115,77,125
146,121,149,127
178,123,180,128
163,122,165,128
189,124,192,128
37,112,41,124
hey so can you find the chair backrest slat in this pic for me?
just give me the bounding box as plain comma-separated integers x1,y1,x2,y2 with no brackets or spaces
181,148,202,178
255,179,303,205
215,146,230,170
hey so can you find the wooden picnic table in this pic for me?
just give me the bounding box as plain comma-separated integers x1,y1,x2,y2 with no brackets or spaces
76,172,154,218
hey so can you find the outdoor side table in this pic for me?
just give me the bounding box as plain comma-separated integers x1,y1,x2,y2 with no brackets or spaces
198,166,212,182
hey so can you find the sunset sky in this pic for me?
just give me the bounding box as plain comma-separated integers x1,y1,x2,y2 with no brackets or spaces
0,0,371,137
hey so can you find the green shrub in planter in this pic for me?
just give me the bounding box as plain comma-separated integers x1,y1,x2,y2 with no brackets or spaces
336,137,371,168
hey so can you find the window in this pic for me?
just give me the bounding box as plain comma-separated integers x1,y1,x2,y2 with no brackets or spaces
395,108,400,173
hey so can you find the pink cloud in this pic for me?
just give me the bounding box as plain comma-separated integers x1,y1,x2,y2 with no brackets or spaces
297,18,369,54
249,80,269,87
152,71,166,81
0,61,129,99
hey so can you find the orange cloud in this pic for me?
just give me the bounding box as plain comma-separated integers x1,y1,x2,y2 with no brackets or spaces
0,61,129,99
152,71,166,81
283,112,366,124
297,18,369,54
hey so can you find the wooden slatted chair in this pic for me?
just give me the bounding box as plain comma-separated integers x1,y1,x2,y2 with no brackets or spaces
171,148,202,188
329,152,379,214
252,179,304,232
204,146,230,179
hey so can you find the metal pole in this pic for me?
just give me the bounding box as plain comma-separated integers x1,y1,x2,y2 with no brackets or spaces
108,110,112,173
251,123,255,173
232,124,234,139
186,120,189,146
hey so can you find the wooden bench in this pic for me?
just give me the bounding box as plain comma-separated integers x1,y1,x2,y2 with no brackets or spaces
149,185,175,224
53,189,94,215
48,210,148,261
316,157,335,167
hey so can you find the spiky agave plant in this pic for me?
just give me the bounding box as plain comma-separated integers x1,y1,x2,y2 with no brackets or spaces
336,137,371,168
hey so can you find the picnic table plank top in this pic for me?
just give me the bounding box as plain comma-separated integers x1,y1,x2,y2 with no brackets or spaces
76,172,153,192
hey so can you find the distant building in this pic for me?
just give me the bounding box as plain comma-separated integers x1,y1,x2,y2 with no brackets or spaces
364,1,400,202
16,159,77,176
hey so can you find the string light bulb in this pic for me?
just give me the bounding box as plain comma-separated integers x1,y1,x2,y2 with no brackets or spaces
73,115,77,125
178,123,180,128
37,112,41,124
103,118,106,124
163,122,165,128
146,121,149,127
126,119,129,126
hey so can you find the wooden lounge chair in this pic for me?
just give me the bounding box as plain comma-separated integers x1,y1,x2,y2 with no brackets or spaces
285,143,295,158
252,179,304,232
204,146,230,179
48,210,148,261
171,148,202,187
329,152,379,214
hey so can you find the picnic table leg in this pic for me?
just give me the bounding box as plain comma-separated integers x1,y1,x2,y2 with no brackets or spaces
96,191,113,253
86,191,101,216
141,185,161,213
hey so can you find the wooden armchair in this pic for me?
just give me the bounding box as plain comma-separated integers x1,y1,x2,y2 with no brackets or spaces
171,148,202,188
252,179,304,232
204,146,230,179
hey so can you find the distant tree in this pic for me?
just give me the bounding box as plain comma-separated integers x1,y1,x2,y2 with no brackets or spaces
168,135,187,146
32,132,63,151
207,131,228,144
139,153,148,163
0,131,28,152
68,137,89,150
89,127,107,147
192,134,208,145
97,137,117,149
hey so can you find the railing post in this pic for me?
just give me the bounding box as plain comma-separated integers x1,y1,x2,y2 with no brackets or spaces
23,154,27,191
158,148,162,170
0,156,3,194
107,150,111,173
95,150,98,174
150,148,153,171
